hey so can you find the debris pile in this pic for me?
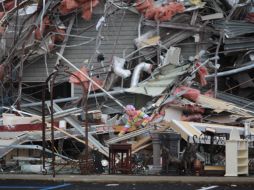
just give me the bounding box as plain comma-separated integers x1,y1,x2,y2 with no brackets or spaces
0,0,254,176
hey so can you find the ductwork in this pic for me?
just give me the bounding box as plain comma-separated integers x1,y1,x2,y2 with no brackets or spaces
131,62,152,87
112,56,131,79
206,61,254,79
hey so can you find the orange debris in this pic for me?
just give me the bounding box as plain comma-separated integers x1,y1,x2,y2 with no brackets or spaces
59,0,99,21
195,62,209,86
174,86,200,102
136,1,185,22
69,66,103,91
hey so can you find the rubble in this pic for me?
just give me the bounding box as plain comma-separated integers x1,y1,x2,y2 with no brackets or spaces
0,0,254,177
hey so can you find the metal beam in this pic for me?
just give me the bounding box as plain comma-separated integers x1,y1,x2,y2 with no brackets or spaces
0,144,77,162
106,126,154,145
143,20,208,32
55,16,75,67
20,89,126,108
51,103,109,157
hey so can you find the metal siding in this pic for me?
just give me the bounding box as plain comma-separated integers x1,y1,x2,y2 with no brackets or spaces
22,8,139,88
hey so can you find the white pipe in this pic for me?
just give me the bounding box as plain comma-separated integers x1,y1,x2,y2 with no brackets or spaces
206,61,254,78
112,56,131,78
131,62,152,87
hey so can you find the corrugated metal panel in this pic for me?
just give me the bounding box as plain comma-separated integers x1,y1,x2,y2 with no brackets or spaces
22,7,139,89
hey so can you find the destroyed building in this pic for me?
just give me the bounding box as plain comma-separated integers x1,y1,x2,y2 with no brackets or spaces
0,0,254,176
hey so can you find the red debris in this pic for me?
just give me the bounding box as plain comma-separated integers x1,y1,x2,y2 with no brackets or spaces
66,0,79,10
136,0,152,13
0,12,4,19
59,0,71,14
182,105,205,114
204,89,214,97
0,0,15,33
0,123,60,132
54,28,66,42
181,114,202,122
76,0,88,2
136,1,185,22
34,16,50,40
144,6,156,19
81,0,99,21
245,13,254,23
34,15,66,51
161,100,205,114
0,64,4,81
4,0,15,11
0,26,5,34
174,86,200,102
59,0,99,21
69,66,103,91
195,62,209,86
